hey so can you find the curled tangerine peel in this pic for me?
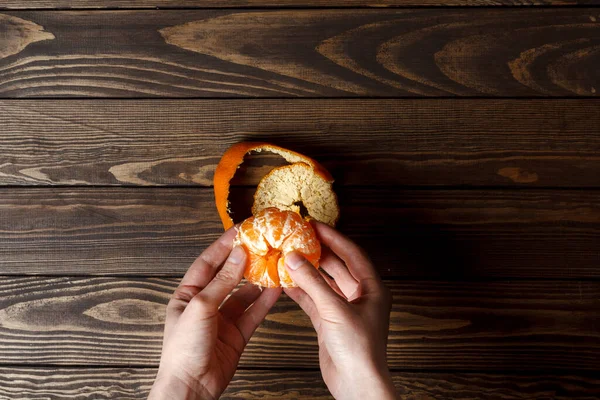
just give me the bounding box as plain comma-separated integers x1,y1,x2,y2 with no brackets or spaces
214,142,334,230
233,208,320,288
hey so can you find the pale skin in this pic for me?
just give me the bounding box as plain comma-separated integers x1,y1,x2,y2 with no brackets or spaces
149,222,396,400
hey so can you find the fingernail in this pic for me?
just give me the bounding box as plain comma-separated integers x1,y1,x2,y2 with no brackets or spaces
285,252,305,270
347,284,361,302
228,246,246,265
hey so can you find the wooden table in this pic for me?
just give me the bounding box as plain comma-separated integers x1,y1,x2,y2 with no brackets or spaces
1,1,599,399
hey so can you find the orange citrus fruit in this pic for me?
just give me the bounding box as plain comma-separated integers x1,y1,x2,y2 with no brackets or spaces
234,207,320,288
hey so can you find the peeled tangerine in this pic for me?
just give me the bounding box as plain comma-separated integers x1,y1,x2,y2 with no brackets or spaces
234,208,320,288
215,142,339,288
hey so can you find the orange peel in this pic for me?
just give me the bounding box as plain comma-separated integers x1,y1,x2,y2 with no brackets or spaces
213,142,338,230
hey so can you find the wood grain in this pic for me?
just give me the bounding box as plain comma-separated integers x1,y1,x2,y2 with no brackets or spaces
0,277,597,369
0,368,598,400
0,367,155,400
0,14,54,59
1,187,599,278
1,10,600,97
2,99,600,187
2,0,597,10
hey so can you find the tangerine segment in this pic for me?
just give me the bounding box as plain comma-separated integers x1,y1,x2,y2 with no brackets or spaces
234,208,320,288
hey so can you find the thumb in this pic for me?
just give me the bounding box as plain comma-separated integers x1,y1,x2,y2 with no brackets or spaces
285,251,345,309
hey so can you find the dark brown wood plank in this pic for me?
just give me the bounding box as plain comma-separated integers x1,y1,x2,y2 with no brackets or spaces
0,277,597,370
0,367,156,399
0,368,598,400
1,9,600,97
2,0,597,10
1,187,599,278
2,99,600,188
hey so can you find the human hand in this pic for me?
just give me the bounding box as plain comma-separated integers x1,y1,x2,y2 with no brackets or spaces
149,227,282,400
284,222,396,400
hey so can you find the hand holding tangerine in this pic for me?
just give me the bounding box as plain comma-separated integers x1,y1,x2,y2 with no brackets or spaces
284,222,397,400
149,227,282,400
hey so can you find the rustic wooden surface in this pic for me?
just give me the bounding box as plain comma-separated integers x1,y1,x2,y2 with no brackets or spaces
0,368,598,400
1,10,600,98
1,1,600,399
2,0,599,9
2,99,600,187
1,188,599,278
0,277,598,370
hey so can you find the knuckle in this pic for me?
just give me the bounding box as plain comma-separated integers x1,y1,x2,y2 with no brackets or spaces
166,298,185,316
171,284,200,304
188,293,213,314
362,277,382,291
302,267,323,285
213,267,239,284
362,278,391,304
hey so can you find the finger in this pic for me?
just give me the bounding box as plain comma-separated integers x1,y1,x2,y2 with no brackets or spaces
164,227,239,339
197,246,247,308
312,222,380,283
285,251,347,313
319,269,346,299
164,282,202,341
236,287,282,343
320,247,360,299
283,287,321,331
179,226,239,289
220,283,262,322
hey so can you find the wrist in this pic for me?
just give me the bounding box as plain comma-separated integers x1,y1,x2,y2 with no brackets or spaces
352,363,396,400
149,372,212,400
366,373,396,400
